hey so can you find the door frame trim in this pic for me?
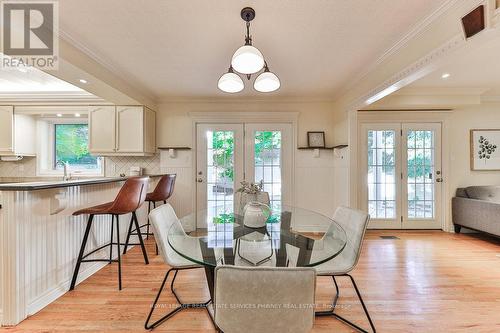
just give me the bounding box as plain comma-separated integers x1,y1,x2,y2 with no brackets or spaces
190,112,298,217
356,110,452,232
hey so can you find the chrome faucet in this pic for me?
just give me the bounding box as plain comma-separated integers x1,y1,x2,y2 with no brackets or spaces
56,160,71,181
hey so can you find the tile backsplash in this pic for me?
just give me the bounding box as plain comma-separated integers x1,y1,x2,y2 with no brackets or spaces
0,157,37,177
0,154,161,178
105,154,161,176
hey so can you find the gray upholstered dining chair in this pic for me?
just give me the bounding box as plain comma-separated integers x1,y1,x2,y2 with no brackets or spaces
214,266,316,333
144,203,210,330
314,206,376,333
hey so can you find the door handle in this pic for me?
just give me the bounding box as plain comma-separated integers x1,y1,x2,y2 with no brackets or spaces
436,178,443,183
197,178,203,183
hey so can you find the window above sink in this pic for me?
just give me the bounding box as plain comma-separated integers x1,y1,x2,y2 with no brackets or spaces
36,114,104,177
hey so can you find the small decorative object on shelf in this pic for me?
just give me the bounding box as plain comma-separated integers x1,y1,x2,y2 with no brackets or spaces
243,201,271,228
307,131,326,148
235,180,270,215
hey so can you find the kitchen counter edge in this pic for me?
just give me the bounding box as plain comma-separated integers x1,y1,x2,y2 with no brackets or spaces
0,174,165,191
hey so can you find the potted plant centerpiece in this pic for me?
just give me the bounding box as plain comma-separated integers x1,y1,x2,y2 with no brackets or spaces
235,181,271,228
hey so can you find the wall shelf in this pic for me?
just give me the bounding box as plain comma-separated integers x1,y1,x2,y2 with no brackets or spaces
297,144,348,150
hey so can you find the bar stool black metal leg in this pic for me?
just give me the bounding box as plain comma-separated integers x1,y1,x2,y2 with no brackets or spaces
123,213,135,255
70,214,94,291
133,211,149,264
115,214,122,290
109,214,114,264
146,201,151,240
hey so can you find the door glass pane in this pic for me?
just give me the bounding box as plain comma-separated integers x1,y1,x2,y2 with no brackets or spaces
407,130,435,219
254,131,282,210
367,130,396,219
207,131,234,215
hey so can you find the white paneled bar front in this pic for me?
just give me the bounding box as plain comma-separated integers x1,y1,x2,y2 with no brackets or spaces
0,179,156,325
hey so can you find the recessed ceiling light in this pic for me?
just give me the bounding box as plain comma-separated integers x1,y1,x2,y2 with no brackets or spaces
441,73,451,79
74,113,81,117
56,113,63,117
79,79,88,84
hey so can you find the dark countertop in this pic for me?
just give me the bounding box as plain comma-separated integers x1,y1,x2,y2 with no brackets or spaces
0,174,165,191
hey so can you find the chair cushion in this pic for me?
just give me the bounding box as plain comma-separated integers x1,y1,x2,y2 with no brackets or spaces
465,186,500,203
72,202,113,216
214,266,315,333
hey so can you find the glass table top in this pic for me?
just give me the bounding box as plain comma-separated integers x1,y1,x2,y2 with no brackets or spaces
168,206,347,268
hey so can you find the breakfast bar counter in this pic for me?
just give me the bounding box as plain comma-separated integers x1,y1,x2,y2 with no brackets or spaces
0,176,162,326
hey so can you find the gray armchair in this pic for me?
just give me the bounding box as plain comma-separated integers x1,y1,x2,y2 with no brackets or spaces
214,266,316,333
314,206,375,333
144,204,210,330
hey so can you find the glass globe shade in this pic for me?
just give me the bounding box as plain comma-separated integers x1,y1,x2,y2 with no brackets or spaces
254,71,280,92
218,72,244,93
231,45,265,74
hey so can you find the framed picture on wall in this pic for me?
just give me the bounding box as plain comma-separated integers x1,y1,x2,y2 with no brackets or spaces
470,129,500,170
307,131,326,148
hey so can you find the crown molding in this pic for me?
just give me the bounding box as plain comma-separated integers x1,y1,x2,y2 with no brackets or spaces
395,86,489,96
348,33,465,110
58,29,158,103
158,96,337,104
333,0,465,101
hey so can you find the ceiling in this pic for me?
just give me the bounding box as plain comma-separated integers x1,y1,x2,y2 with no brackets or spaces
0,66,85,92
58,0,449,101
395,37,500,97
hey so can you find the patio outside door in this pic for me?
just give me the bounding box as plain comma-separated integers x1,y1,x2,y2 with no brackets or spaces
360,123,442,229
196,123,292,227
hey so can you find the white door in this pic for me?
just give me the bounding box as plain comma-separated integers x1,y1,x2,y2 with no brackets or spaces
245,123,293,211
196,124,244,227
402,123,442,229
361,124,402,229
196,123,293,226
361,122,442,229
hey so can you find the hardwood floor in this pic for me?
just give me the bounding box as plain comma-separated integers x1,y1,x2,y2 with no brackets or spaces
3,231,500,332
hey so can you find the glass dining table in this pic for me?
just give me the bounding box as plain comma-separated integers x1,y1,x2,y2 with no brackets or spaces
168,205,347,302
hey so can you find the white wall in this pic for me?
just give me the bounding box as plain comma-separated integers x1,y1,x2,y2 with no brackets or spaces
157,101,349,229
448,102,500,192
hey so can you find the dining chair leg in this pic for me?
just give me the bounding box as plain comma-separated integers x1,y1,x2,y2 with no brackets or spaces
345,274,376,333
115,214,122,290
144,268,211,330
317,274,376,333
144,269,180,330
315,275,340,315
69,214,94,291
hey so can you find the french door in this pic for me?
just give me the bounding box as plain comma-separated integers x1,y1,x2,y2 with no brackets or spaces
196,123,292,227
360,123,442,229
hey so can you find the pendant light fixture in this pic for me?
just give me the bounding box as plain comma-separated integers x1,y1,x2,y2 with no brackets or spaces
218,7,280,93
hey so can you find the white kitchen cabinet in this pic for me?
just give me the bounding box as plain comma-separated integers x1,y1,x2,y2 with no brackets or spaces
89,105,156,156
89,106,116,153
0,106,36,156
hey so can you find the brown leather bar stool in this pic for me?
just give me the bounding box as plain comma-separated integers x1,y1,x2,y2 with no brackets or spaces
69,177,150,291
123,174,176,255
